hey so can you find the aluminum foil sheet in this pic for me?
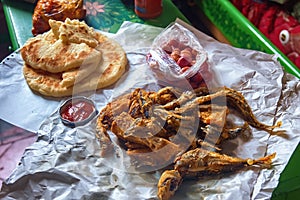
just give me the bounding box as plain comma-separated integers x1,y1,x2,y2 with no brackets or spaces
0,20,300,200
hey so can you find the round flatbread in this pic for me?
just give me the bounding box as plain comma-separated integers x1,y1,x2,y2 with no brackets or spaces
20,30,102,73
23,32,127,97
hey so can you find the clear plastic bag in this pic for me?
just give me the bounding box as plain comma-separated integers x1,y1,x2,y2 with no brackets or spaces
147,22,212,89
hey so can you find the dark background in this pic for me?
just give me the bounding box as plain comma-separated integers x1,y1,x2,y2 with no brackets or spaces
0,2,12,61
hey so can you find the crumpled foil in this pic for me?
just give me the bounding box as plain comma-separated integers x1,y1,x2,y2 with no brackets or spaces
0,20,300,200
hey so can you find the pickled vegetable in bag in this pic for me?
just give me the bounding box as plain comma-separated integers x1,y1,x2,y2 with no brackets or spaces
147,22,213,88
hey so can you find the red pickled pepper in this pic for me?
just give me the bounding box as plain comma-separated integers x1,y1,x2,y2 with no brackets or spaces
61,101,94,122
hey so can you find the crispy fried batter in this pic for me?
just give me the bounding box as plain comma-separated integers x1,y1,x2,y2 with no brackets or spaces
96,86,280,159
157,150,276,200
95,86,281,199
157,170,182,200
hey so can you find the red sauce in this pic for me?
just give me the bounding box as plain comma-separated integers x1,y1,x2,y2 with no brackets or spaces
61,100,94,122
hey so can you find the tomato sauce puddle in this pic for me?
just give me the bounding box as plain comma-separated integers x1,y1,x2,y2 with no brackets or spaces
61,100,95,122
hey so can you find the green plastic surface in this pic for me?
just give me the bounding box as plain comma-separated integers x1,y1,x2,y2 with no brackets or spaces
1,0,34,50
84,0,189,33
195,0,300,79
272,143,300,200
1,0,189,50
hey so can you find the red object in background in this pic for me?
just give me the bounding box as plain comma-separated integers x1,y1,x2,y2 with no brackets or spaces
134,0,162,19
232,0,300,69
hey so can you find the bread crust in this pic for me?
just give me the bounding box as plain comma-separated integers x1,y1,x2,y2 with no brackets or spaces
22,19,127,97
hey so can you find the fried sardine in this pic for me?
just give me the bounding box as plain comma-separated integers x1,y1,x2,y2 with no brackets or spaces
95,86,281,199
158,149,276,200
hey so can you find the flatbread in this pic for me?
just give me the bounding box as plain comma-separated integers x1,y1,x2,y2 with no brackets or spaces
20,30,102,73
60,58,101,88
23,32,127,97
49,18,99,48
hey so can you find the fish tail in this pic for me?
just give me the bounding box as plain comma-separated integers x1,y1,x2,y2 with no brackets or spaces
247,153,276,168
268,121,282,132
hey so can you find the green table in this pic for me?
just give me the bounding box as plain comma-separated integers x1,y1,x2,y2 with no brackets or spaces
1,0,33,51
1,0,189,50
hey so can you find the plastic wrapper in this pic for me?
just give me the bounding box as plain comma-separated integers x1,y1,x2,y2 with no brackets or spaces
146,22,216,89
0,20,300,200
